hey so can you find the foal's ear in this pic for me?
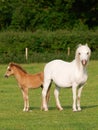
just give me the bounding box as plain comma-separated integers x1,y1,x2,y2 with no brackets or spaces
9,62,14,66
9,62,12,65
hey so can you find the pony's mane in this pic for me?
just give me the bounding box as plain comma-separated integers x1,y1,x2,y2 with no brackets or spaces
9,62,27,74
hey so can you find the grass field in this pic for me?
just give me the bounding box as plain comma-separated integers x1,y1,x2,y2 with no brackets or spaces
0,61,98,130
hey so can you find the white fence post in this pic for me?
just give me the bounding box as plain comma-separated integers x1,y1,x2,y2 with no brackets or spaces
67,47,70,56
25,48,28,61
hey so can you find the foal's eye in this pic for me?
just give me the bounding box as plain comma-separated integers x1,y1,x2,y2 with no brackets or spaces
87,52,89,55
8,69,11,71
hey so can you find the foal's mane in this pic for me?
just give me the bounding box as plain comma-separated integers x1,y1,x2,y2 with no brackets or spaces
9,62,27,74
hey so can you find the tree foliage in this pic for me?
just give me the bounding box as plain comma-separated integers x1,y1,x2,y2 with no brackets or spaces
0,0,98,31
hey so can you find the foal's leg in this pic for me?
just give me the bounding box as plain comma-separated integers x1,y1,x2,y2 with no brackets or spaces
22,88,29,112
54,86,63,111
77,86,83,111
42,79,51,111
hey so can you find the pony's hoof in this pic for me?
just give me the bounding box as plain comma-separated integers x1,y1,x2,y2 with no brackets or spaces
23,109,26,112
44,109,48,111
57,106,63,111
59,108,63,111
41,107,48,111
73,109,78,112
78,108,82,111
29,110,32,112
78,109,82,112
23,108,29,112
44,108,48,111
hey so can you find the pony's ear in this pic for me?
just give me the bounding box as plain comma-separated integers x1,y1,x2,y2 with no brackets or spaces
85,43,88,46
77,44,82,48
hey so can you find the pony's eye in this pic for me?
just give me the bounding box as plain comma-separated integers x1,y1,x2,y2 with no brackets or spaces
78,52,81,55
87,52,89,55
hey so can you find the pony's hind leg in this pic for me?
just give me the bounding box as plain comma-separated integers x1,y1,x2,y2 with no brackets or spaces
54,86,63,111
41,85,50,110
42,79,51,111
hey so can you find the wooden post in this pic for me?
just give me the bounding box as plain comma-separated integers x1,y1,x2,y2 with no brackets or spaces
67,47,70,56
25,48,28,61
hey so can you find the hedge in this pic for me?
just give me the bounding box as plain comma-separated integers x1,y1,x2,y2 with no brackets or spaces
0,29,98,63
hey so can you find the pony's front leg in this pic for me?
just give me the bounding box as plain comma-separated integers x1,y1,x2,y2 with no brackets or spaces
77,86,84,111
72,84,78,112
54,86,63,111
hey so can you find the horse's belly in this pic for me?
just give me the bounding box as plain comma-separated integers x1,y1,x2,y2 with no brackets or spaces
51,67,73,87
53,76,72,88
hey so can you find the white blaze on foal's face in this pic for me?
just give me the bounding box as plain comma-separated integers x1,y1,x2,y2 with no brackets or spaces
5,65,13,77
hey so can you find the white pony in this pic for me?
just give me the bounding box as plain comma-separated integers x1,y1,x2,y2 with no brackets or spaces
42,44,91,112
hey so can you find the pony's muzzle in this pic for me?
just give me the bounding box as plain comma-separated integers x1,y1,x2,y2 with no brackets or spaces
81,60,87,66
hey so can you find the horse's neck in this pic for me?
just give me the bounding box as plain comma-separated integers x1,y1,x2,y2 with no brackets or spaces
75,58,86,73
14,68,26,82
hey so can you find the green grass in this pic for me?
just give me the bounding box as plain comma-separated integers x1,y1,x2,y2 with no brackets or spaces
0,61,98,130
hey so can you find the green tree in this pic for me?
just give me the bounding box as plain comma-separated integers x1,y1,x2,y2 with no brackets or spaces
0,0,13,30
0,0,98,31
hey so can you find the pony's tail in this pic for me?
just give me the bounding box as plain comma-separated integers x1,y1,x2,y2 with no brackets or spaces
46,81,52,103
41,80,52,110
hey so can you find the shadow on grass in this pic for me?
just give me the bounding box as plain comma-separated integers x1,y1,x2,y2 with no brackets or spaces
29,104,98,111
82,105,98,110
29,107,41,111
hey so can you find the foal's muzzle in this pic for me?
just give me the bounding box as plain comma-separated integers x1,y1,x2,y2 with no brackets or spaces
4,75,8,78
